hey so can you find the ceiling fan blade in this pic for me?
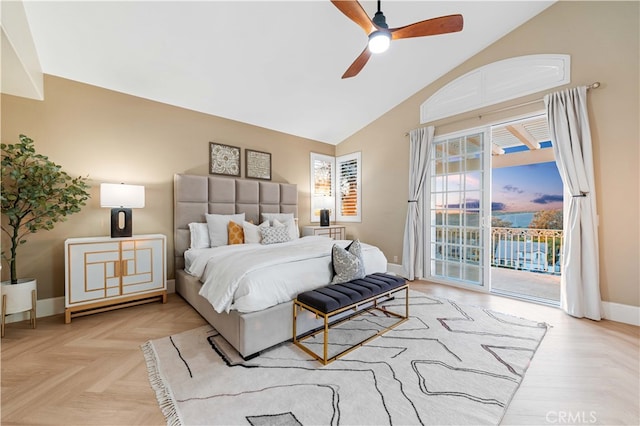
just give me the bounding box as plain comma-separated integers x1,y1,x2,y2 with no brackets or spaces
330,0,375,35
390,14,463,40
342,46,372,79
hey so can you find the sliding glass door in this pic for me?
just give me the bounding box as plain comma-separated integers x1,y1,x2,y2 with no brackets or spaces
427,130,490,288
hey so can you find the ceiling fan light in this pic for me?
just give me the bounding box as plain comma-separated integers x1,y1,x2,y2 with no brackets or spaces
368,31,390,54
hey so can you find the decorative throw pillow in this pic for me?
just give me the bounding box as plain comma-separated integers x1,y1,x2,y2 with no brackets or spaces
243,220,269,244
260,226,291,245
205,213,245,247
345,239,365,275
227,221,244,245
331,239,366,284
261,213,299,240
188,222,210,249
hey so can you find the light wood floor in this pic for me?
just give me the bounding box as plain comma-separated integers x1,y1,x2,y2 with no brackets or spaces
2,283,638,425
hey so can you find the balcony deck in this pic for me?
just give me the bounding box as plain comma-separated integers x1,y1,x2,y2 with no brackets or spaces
491,266,560,303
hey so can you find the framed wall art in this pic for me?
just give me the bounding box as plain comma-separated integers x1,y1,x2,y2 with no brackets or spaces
246,149,272,180
209,142,241,177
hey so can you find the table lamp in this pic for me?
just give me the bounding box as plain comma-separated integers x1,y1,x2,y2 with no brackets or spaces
319,196,334,227
100,183,145,237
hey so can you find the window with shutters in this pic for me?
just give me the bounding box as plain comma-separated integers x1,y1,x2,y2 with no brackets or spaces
310,153,335,223
336,152,361,222
310,151,362,223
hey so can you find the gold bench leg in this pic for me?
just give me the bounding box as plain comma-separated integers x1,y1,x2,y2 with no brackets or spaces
292,302,297,343
323,315,329,365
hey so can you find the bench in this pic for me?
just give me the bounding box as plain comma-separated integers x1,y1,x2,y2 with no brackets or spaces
293,273,409,364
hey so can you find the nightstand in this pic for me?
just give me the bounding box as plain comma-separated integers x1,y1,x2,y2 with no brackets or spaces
64,234,167,323
302,225,346,240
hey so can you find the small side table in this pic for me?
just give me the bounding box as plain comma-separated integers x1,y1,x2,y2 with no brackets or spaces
302,225,346,240
1,279,37,337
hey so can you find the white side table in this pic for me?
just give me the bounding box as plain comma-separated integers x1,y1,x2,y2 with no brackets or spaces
65,235,167,323
1,279,37,337
302,225,346,240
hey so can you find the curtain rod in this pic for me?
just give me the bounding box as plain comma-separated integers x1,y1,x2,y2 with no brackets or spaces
405,81,601,136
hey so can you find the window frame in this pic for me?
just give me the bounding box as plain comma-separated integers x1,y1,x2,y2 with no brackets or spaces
309,152,335,223
336,151,362,223
309,151,362,223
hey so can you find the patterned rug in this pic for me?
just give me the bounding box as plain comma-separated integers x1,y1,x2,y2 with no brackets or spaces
142,291,548,425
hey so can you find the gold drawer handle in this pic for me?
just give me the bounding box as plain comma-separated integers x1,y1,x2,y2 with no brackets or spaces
114,260,128,277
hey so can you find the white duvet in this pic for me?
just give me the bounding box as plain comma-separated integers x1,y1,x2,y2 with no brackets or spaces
185,236,387,313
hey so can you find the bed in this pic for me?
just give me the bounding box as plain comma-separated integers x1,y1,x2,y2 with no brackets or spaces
174,174,387,358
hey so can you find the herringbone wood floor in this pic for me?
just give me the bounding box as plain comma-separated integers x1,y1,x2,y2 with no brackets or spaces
2,283,639,425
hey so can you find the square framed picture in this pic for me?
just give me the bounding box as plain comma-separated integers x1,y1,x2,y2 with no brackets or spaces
246,149,272,180
209,142,240,176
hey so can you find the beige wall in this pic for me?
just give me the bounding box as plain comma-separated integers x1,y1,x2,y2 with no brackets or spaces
337,1,639,307
1,76,334,299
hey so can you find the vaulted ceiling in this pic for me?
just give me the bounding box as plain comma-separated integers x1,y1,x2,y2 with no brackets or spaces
10,1,555,145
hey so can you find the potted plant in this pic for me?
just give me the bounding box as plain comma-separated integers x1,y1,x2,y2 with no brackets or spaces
1,134,90,285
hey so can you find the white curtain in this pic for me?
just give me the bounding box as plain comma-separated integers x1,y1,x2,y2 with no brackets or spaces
545,86,601,320
402,126,434,280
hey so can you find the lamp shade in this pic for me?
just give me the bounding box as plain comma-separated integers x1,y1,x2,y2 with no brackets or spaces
320,196,335,210
100,183,145,208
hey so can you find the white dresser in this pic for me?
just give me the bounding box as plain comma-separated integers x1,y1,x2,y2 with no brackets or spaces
64,234,167,323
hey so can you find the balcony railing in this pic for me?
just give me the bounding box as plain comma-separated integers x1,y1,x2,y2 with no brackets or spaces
491,227,563,275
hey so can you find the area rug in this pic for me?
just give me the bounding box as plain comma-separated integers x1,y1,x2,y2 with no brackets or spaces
142,291,548,425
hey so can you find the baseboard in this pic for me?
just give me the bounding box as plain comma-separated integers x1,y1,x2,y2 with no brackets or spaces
4,279,177,324
4,296,65,324
386,264,639,327
387,263,404,276
601,301,640,326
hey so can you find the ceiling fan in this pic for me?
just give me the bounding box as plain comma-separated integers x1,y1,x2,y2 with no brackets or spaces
330,0,464,78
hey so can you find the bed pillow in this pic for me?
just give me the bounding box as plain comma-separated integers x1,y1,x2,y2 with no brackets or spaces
188,222,210,249
260,226,291,245
206,213,245,247
281,218,299,240
228,221,244,245
262,213,299,240
243,220,269,244
261,212,294,225
331,239,366,284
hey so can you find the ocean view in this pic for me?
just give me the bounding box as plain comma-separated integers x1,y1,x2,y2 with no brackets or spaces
492,211,535,228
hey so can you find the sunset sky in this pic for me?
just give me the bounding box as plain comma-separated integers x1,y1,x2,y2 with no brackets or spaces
492,161,564,213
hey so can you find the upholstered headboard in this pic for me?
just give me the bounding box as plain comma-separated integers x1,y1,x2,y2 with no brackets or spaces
173,174,298,271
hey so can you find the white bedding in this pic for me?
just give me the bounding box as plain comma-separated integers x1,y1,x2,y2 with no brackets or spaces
185,236,387,314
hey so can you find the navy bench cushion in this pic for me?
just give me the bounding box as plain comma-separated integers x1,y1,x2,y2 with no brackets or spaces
296,273,406,314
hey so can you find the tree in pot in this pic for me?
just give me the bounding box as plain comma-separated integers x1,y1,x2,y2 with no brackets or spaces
1,134,90,284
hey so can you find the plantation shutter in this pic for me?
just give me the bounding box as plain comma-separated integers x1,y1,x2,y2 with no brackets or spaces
310,153,335,222
336,152,361,222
